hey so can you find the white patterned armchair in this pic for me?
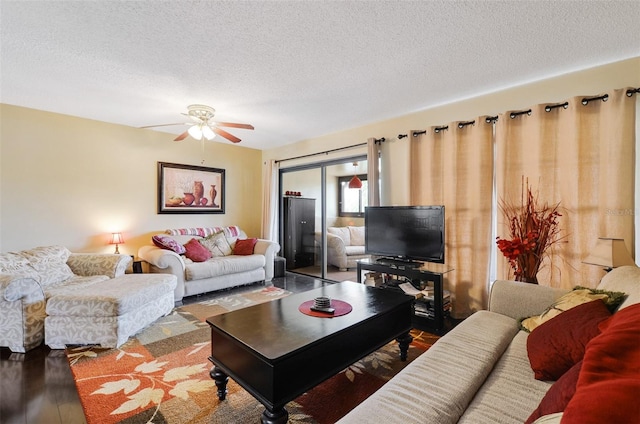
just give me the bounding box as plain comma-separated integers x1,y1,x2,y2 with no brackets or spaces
0,246,131,353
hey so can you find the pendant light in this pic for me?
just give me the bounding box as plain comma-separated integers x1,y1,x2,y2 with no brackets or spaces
348,162,362,189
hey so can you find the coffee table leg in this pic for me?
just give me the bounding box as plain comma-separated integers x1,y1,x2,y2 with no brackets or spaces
396,332,413,361
262,406,288,424
210,365,228,401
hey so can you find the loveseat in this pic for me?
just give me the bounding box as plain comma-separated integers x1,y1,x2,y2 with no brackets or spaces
326,226,370,271
0,246,132,352
337,265,640,424
138,226,280,303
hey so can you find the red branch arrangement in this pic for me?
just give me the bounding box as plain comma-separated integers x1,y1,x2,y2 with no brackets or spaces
496,180,563,284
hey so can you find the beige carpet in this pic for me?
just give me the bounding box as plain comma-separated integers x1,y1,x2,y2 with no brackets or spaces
66,285,437,424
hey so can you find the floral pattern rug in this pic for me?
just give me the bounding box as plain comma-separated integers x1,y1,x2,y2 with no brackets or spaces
66,286,437,424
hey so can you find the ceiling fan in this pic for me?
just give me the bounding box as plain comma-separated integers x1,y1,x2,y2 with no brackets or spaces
141,104,254,143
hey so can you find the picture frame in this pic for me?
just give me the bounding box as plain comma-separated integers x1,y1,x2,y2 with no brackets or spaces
158,162,225,214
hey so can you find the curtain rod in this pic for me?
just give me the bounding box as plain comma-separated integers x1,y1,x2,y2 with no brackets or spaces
275,142,367,163
398,86,639,137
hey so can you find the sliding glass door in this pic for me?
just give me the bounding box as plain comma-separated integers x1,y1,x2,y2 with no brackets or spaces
279,155,367,281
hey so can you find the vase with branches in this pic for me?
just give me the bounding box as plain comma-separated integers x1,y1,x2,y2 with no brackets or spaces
496,179,564,284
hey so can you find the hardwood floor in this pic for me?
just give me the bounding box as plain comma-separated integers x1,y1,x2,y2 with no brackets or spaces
0,273,333,424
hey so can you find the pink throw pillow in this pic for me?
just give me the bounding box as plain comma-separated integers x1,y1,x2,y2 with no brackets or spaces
152,235,186,254
526,299,611,381
183,238,212,262
234,238,258,255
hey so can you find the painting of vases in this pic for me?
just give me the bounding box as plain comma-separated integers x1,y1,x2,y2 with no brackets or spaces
158,162,225,214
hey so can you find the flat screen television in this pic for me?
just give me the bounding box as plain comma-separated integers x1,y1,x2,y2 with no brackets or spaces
365,205,445,264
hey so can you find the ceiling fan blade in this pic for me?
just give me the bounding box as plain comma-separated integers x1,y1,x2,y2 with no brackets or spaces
139,122,187,129
213,127,242,143
174,131,189,141
215,122,254,130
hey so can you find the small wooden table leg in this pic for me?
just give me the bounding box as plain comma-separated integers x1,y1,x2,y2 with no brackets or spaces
396,332,413,361
262,406,289,424
210,365,228,401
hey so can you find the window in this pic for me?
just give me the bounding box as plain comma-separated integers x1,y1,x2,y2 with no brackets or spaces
338,175,368,217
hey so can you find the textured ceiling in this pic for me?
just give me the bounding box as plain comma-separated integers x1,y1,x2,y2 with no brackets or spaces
1,1,639,150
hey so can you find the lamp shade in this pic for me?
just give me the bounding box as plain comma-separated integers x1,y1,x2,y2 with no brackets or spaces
188,125,203,140
582,238,635,270
348,175,363,189
110,233,124,245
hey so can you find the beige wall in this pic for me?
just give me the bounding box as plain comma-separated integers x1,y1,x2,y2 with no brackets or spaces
0,105,263,254
264,57,640,207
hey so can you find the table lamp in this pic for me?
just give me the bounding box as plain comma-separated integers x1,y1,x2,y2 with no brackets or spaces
582,237,635,272
110,232,124,254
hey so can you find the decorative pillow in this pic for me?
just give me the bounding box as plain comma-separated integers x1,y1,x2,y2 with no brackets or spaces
525,361,582,424
183,238,212,262
152,235,186,254
520,287,625,332
527,300,611,381
328,227,351,245
561,303,640,423
18,245,74,286
199,232,233,257
234,238,258,255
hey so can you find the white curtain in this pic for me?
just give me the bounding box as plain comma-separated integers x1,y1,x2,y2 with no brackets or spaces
367,137,381,206
261,159,279,242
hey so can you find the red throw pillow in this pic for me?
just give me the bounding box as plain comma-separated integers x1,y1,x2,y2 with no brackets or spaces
183,238,212,262
525,361,582,424
562,303,640,423
527,299,611,381
234,238,258,255
152,234,186,254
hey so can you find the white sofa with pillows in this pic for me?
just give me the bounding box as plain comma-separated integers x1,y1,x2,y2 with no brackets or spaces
137,226,280,303
338,265,640,424
326,226,370,271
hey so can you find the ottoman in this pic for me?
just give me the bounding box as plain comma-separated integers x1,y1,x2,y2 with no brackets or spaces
44,274,177,349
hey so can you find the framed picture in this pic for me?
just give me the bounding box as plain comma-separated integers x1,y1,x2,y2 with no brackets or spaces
158,162,225,214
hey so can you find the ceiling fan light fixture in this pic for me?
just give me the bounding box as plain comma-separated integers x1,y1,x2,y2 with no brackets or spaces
202,125,215,140
188,124,203,140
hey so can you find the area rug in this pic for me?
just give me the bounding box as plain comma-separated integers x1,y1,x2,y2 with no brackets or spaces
66,285,438,424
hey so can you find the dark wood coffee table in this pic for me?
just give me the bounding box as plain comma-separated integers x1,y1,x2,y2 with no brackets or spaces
206,281,413,424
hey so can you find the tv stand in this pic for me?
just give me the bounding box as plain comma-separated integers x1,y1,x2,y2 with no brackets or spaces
357,258,454,334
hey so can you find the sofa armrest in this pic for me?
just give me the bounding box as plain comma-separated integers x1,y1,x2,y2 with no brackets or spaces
1,274,43,302
67,253,132,278
253,239,281,281
488,279,569,320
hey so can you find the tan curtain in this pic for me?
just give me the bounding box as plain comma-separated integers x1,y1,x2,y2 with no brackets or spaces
409,118,494,317
495,89,636,289
367,137,381,206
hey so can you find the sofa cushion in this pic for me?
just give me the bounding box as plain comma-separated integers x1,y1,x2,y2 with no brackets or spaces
328,227,351,245
234,238,258,255
525,361,582,424
152,234,187,254
165,226,241,239
183,238,212,262
200,232,232,257
348,226,365,246
561,303,640,423
596,265,640,309
520,287,624,332
185,255,266,281
526,299,611,381
0,252,39,281
19,246,74,286
2,275,42,302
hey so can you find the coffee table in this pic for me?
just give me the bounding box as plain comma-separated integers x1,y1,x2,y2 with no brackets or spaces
206,281,413,424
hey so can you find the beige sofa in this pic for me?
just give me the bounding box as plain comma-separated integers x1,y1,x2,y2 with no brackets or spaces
326,226,370,270
138,226,280,303
0,246,132,352
338,265,640,424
